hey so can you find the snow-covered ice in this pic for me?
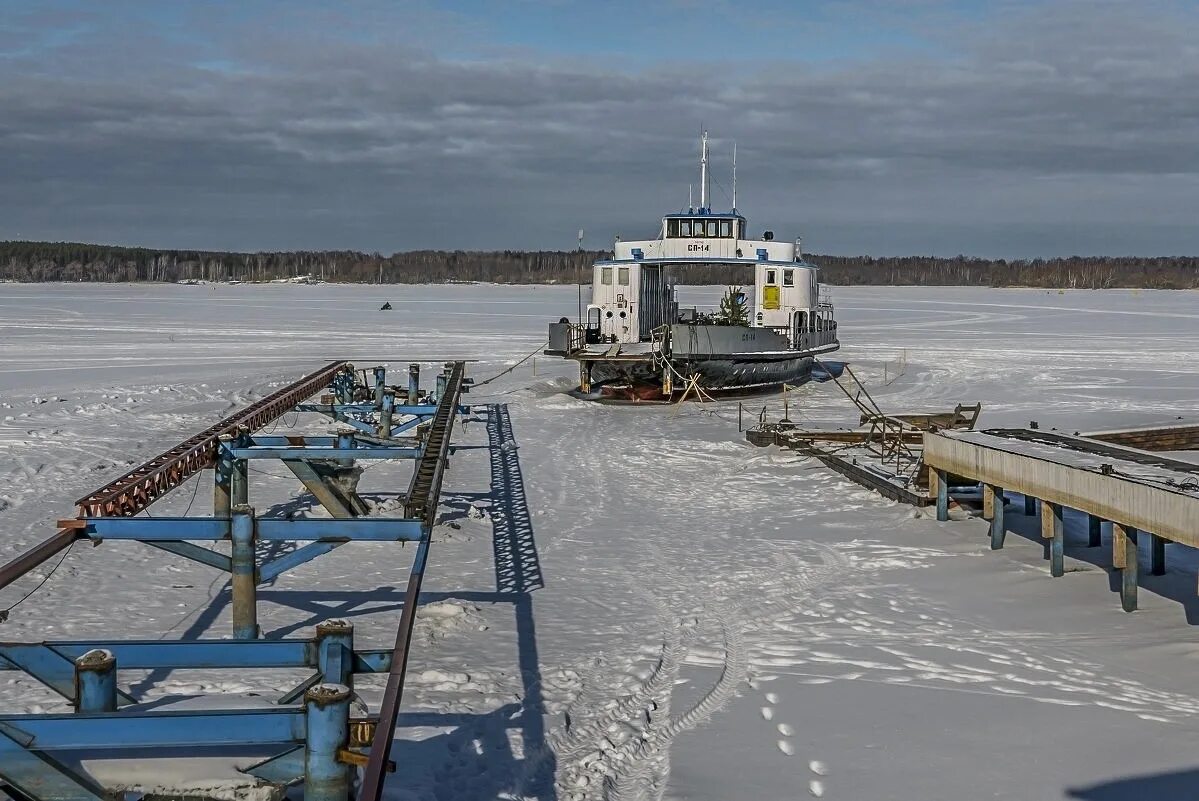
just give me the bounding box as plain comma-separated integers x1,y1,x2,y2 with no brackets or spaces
0,283,1198,800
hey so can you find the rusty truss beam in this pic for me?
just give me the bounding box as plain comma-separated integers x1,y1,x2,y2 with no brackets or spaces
0,362,349,593
75,361,348,517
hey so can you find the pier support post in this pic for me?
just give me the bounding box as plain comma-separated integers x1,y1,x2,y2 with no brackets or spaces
1024,494,1037,516
231,505,259,639
305,684,352,801
1114,524,1138,612
1150,533,1167,576
74,649,117,713
316,620,354,690
336,431,355,469
1088,515,1103,548
377,391,395,438
932,468,948,521
373,366,386,407
987,484,1006,550
982,483,996,521
215,434,234,517
1041,502,1065,576
231,429,249,507
408,363,420,405
436,362,452,403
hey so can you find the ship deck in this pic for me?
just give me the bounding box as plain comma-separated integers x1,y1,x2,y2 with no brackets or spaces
545,342,658,362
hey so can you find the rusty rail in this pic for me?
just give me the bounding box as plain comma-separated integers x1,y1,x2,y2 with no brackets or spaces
360,361,465,800
0,361,348,593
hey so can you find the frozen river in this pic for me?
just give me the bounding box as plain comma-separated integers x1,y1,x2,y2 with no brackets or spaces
0,283,1198,800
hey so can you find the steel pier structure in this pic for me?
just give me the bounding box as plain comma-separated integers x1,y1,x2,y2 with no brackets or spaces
0,360,470,801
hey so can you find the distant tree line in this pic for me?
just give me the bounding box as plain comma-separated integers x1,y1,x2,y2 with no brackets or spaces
2,241,1197,288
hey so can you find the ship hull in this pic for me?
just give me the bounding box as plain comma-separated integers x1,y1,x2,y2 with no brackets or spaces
589,352,814,396
581,323,836,400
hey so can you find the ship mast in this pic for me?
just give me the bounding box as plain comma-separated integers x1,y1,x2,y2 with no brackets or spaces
699,130,710,211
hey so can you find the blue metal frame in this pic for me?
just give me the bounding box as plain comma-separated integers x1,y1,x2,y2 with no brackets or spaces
0,362,467,800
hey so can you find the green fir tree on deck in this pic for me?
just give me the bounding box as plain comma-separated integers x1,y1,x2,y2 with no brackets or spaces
717,286,750,326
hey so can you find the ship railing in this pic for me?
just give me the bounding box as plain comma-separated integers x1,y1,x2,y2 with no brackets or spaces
548,322,587,353
792,325,839,353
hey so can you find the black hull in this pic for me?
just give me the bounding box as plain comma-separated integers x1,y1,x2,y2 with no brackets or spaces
590,353,814,394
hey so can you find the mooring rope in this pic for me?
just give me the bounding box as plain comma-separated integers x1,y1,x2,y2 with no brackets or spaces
473,341,548,389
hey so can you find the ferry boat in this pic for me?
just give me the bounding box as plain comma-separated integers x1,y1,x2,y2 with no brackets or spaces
545,132,840,400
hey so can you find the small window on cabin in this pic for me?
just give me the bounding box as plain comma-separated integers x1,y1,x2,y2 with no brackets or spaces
706,220,717,237
691,220,704,238
738,220,746,239
680,220,691,237
602,267,613,285
766,269,777,285
719,220,731,237
618,267,630,285
667,219,679,238
783,269,794,287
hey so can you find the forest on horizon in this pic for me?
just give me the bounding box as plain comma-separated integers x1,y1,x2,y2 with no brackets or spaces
3,241,1198,289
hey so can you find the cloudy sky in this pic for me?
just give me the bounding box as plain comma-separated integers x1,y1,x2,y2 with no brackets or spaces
3,0,1198,256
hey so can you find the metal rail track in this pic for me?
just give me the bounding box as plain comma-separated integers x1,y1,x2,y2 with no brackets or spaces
360,361,465,800
0,361,348,592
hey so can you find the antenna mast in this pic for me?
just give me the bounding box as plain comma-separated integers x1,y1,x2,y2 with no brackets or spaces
732,141,737,212
699,130,710,210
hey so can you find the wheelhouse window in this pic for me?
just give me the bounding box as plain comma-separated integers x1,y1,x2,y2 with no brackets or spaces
691,220,704,238
618,267,630,284
706,220,717,237
680,220,692,237
766,269,777,284
719,220,732,237
667,219,680,237
602,267,613,285
783,269,795,287
738,220,746,238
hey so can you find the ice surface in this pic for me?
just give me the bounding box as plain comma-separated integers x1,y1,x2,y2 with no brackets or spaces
0,283,1198,799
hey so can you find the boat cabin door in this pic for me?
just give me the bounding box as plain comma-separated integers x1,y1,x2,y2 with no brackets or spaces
585,305,602,344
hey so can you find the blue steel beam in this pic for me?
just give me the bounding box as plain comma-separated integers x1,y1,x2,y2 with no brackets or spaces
83,517,425,542
248,436,421,449
258,541,342,584
230,446,420,459
0,640,315,670
0,647,137,705
146,541,232,572
0,641,393,677
0,708,305,750
0,729,108,801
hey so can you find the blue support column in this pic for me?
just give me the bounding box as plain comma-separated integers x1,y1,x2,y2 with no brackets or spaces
74,649,117,713
215,434,234,517
377,391,395,439
1088,514,1103,547
230,428,250,508
316,620,354,689
373,366,386,406
231,505,259,640
933,468,948,522
336,431,355,469
1116,524,1139,612
1048,502,1064,577
988,484,1006,550
305,684,352,801
1150,533,1166,576
408,363,420,405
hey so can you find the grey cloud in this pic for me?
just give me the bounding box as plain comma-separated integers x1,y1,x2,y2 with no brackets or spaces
2,1,1199,256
